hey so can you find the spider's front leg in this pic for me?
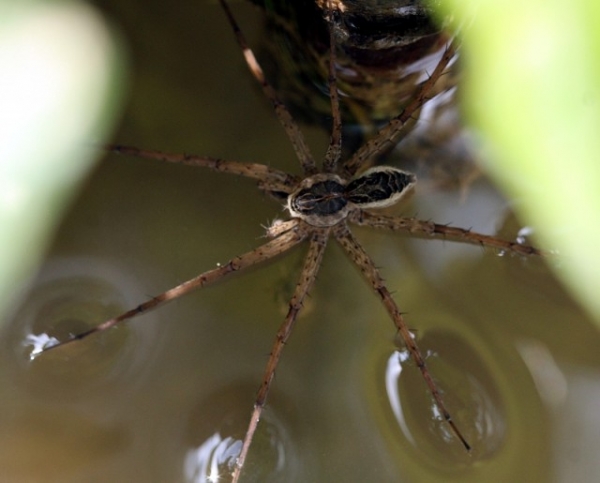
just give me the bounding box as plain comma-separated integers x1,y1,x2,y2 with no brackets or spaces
341,40,458,178
349,210,546,256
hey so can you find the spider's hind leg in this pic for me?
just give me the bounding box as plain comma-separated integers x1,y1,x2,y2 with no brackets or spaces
232,227,329,483
334,222,471,450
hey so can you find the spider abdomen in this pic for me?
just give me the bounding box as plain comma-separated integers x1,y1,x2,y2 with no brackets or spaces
346,167,416,209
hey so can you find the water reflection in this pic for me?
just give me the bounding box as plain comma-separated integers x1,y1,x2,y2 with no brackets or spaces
185,433,241,483
2,256,163,399
183,383,304,483
382,330,509,464
23,332,60,359
385,349,416,446
516,226,535,246
517,339,568,409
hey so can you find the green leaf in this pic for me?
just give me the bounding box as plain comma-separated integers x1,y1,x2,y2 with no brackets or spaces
0,1,126,321
438,0,600,323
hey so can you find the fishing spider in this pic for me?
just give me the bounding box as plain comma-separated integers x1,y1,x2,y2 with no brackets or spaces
41,1,542,481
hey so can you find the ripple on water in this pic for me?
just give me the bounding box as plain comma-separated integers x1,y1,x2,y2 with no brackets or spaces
388,354,504,457
378,329,546,482
2,256,164,399
182,384,308,483
376,328,509,474
185,433,241,483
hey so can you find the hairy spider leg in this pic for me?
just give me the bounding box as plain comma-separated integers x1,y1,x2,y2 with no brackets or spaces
342,41,458,178
334,223,471,450
322,7,343,173
349,211,546,256
41,223,305,353
218,0,317,176
231,227,329,483
105,144,300,194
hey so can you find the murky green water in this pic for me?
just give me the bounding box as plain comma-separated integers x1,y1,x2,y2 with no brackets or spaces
1,1,600,482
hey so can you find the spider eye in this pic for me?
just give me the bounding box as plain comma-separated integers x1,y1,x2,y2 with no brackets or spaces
345,167,416,209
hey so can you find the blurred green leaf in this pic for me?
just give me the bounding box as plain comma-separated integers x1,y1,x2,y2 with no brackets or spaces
438,0,600,323
0,1,126,321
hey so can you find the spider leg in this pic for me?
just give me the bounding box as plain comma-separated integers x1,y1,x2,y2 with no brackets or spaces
40,222,305,355
265,219,301,239
322,3,343,173
342,41,458,178
105,144,300,194
218,0,317,176
349,210,545,256
333,222,471,451
232,227,329,483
